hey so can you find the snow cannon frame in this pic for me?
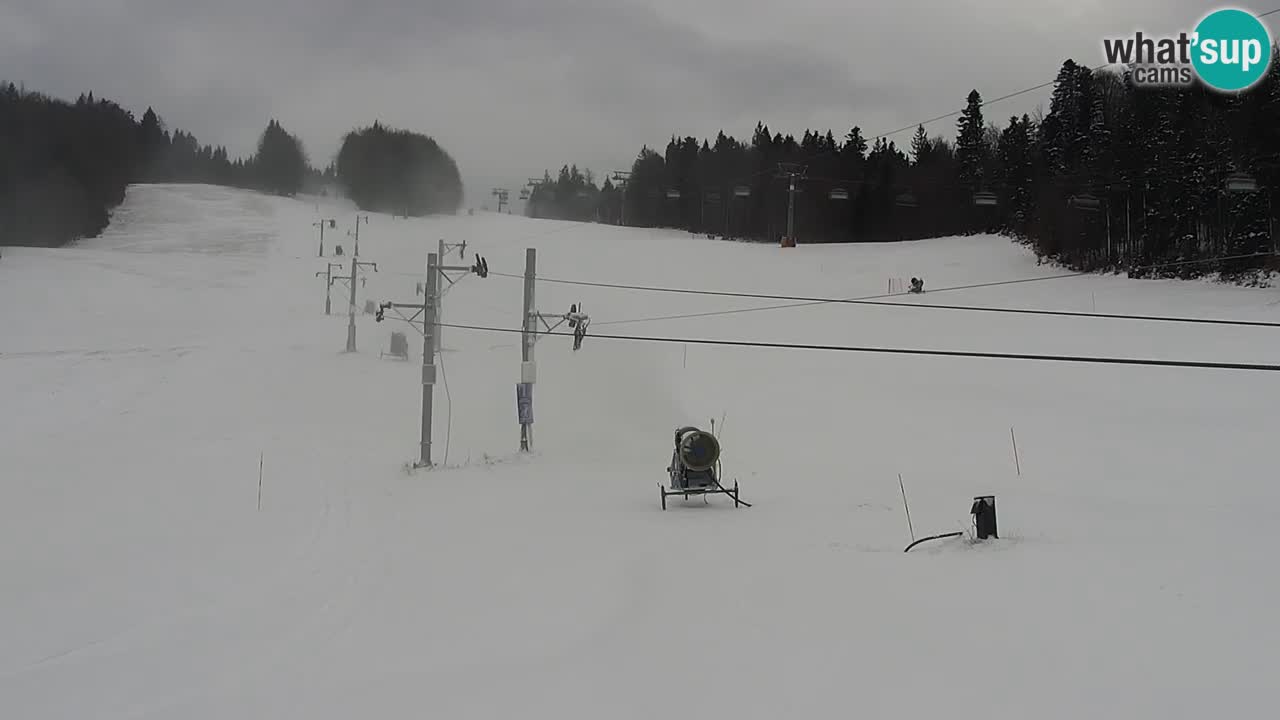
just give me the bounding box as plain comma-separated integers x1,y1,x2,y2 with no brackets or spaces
661,426,743,510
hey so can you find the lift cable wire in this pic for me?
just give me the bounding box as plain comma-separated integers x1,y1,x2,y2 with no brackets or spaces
489,251,1280,329
434,321,1280,373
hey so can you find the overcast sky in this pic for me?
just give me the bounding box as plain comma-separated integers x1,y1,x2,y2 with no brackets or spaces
2,1,1273,205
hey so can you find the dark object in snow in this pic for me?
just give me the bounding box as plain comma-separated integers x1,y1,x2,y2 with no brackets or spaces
971,495,997,539
381,331,409,361
660,426,747,509
909,277,925,293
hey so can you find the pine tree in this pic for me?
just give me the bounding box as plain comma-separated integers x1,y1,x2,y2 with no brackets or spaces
910,124,932,165
956,90,987,190
998,115,1035,235
254,119,307,196
1042,60,1085,179
137,108,169,181
843,127,867,160
1085,74,1115,185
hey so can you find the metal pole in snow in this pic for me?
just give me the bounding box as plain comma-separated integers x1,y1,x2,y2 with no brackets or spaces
520,248,536,452
1126,195,1132,264
1264,193,1278,255
1106,200,1112,263
316,267,331,315
787,174,797,242
346,259,358,352
1011,427,1022,477
436,238,445,354
418,252,439,468
898,474,915,542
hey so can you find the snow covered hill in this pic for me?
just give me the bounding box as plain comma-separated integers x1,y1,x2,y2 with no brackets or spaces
2,184,1277,718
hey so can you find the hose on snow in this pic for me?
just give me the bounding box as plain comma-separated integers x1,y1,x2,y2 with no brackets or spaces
903,531,963,553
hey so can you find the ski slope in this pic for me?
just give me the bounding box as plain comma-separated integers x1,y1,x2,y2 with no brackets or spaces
2,184,1277,718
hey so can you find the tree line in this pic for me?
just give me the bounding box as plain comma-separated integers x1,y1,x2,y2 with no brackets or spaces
1,84,463,248
525,165,601,222
531,50,1280,278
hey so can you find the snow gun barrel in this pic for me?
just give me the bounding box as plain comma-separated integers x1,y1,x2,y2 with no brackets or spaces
675,426,720,472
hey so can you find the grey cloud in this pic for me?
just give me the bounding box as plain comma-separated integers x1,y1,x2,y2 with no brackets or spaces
3,0,1275,205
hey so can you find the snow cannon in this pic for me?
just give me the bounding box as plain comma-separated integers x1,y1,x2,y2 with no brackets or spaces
660,426,744,510
675,427,719,474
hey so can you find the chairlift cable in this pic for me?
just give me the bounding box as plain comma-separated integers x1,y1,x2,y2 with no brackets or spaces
489,251,1280,329
434,321,1280,373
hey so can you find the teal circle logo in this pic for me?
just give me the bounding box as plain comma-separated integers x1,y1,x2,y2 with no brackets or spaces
1191,8,1273,91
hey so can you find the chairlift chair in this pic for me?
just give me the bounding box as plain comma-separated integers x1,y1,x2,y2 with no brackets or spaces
1225,172,1259,193
1067,193,1102,212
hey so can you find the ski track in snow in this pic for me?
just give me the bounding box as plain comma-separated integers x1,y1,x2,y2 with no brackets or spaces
1,183,1278,718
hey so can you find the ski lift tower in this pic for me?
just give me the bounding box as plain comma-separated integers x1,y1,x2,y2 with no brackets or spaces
612,170,631,224
375,250,491,468
491,188,511,213
776,162,807,246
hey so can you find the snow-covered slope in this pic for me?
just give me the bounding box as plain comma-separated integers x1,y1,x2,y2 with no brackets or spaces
2,184,1277,718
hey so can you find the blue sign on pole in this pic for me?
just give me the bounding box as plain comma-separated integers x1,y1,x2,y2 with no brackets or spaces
516,382,533,425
